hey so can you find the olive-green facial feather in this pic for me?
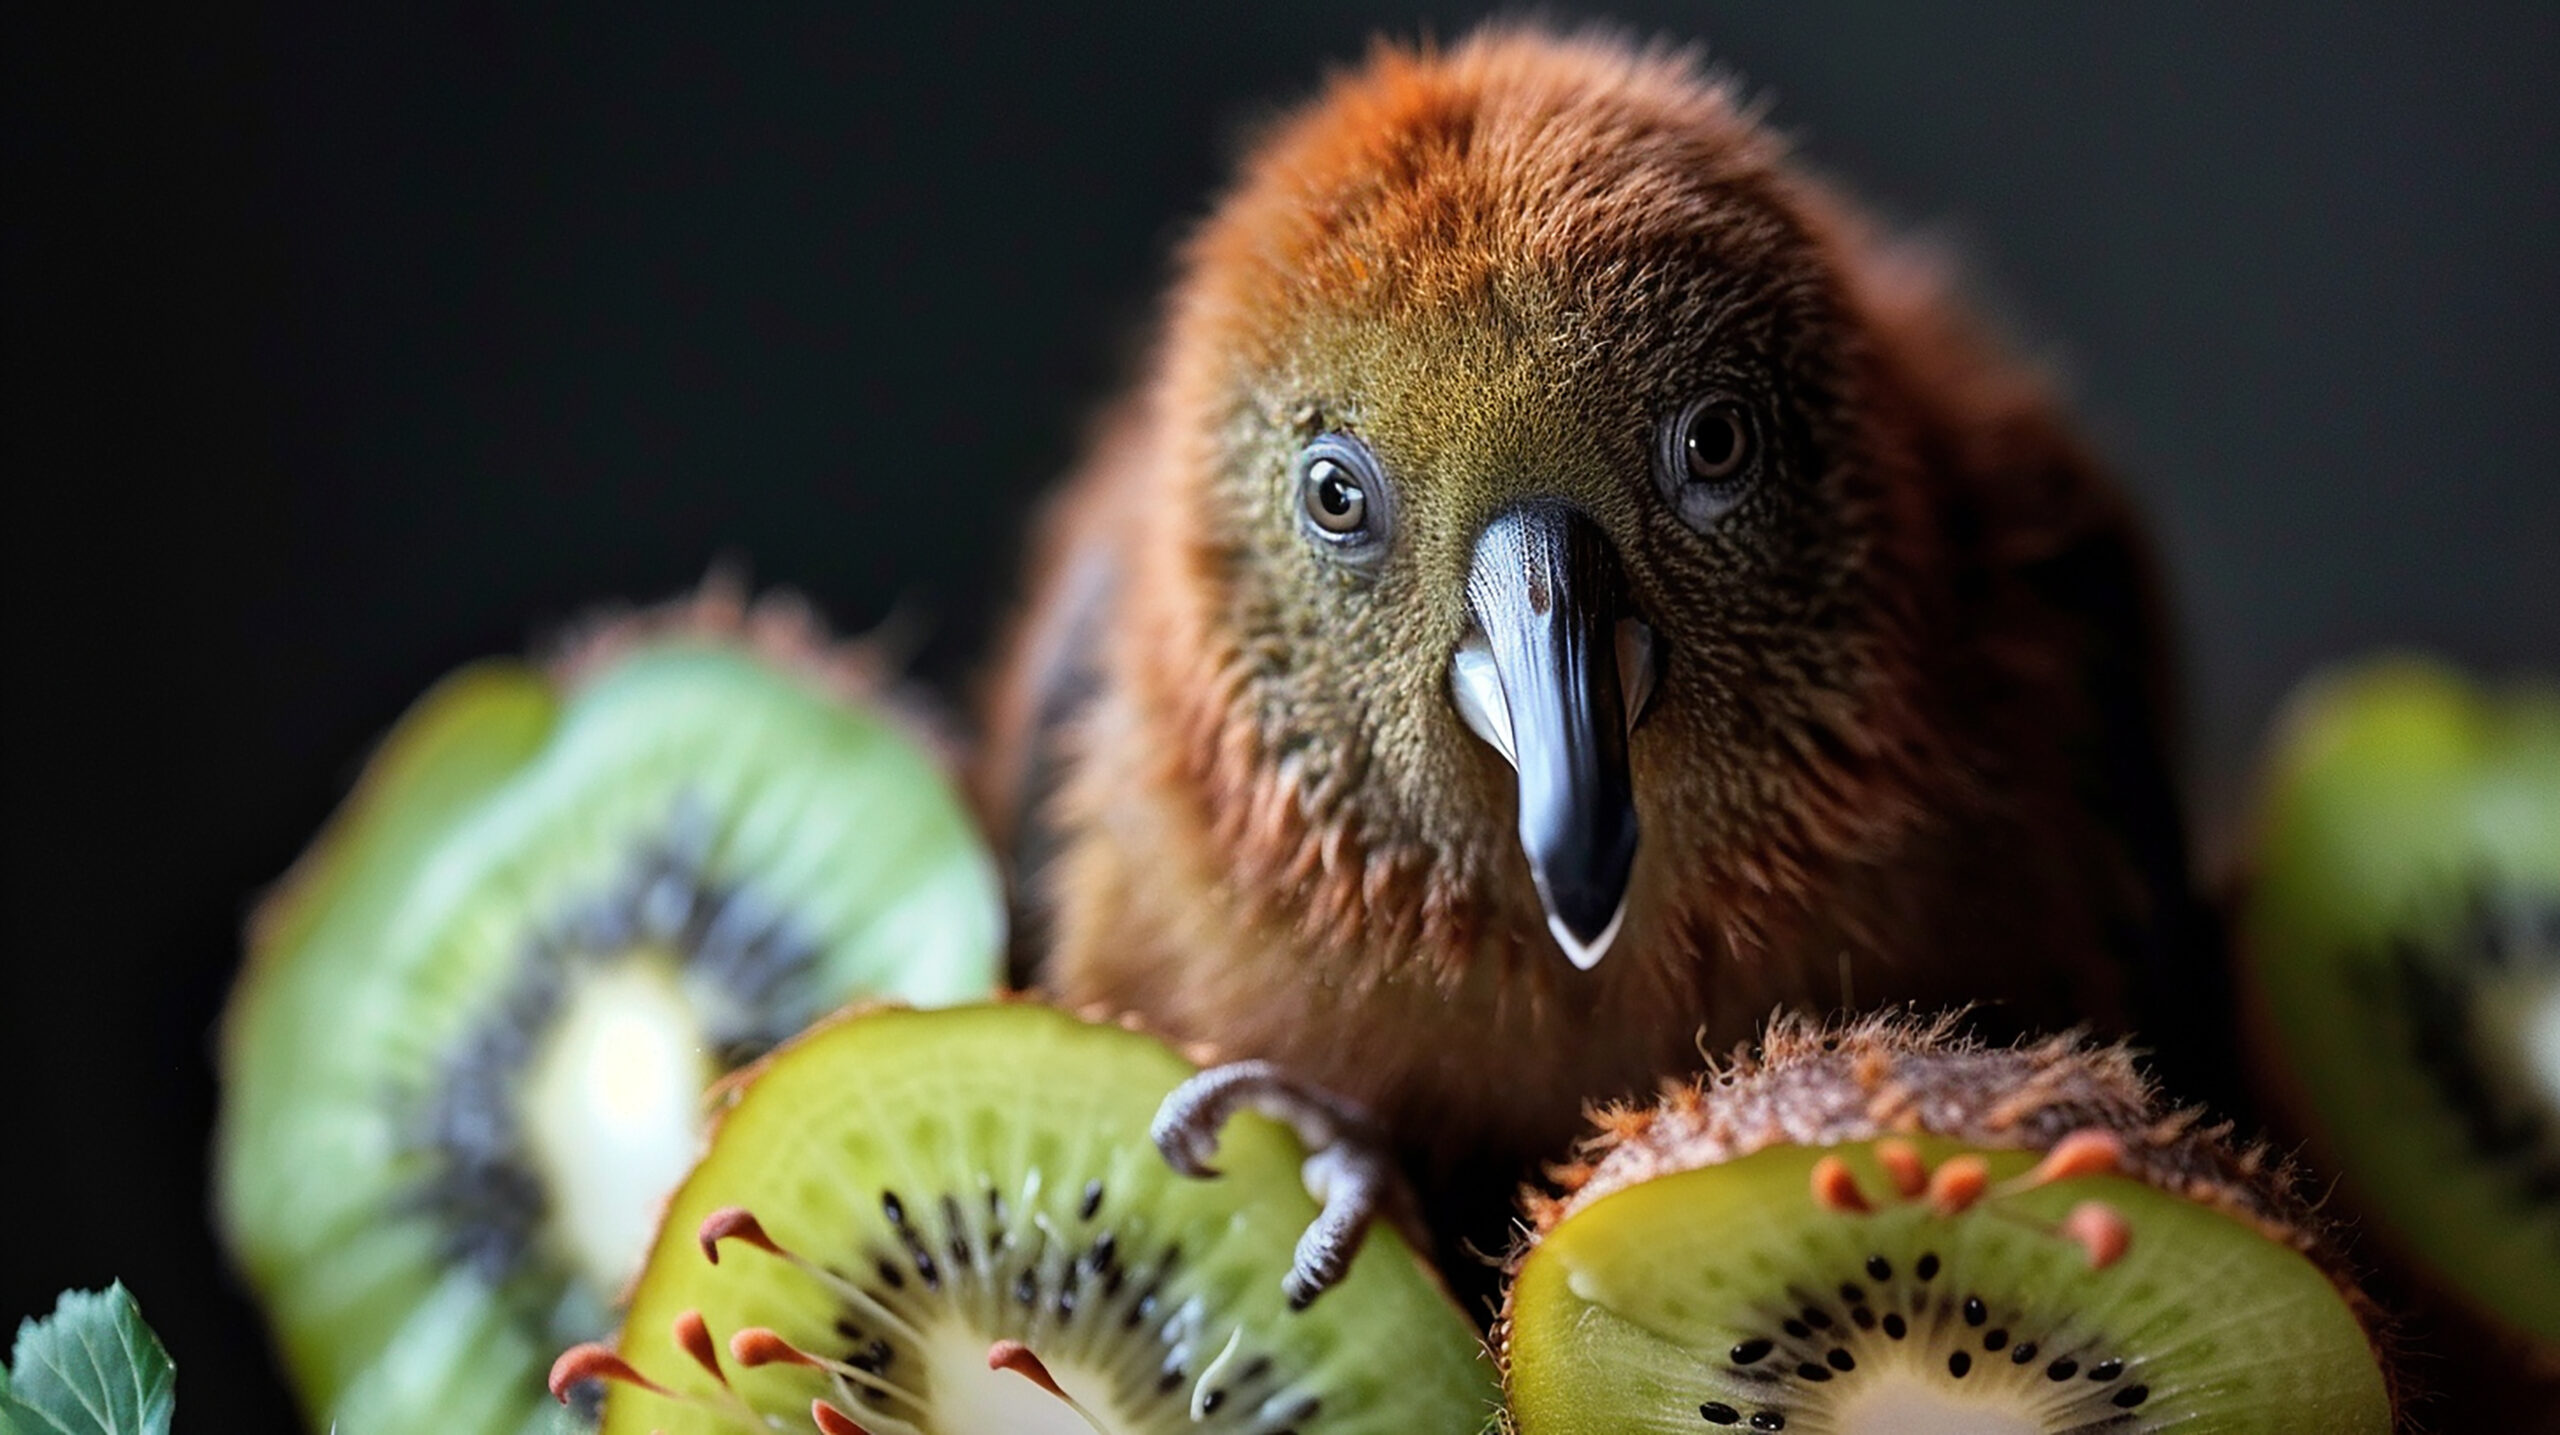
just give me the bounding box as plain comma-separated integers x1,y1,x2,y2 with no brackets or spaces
1184,196,1890,893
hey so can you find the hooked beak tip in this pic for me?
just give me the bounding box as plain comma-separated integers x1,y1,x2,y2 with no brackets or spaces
1546,897,1628,971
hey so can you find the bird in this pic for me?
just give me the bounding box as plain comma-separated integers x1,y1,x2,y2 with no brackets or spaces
975,25,2210,1302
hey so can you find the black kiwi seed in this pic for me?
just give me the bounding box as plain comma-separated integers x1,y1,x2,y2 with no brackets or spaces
1696,1253,2154,1429
2391,895,2560,1212
409,804,827,1305
1504,1011,2398,1435
222,623,1022,1435
583,988,1532,1435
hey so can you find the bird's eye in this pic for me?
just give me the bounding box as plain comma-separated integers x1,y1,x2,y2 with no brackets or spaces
1683,402,1748,481
1655,396,1760,532
1295,433,1390,553
1304,458,1366,533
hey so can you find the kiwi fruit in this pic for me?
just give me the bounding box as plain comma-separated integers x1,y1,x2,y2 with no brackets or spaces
556,999,1499,1434
2236,659,2560,1382
1497,1012,2396,1435
216,588,1005,1435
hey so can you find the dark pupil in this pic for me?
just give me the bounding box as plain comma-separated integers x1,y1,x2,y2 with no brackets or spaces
1687,409,1742,477
1314,465,1360,517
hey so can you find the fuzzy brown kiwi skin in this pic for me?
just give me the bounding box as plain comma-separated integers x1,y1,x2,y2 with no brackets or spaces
1495,1009,2415,1427
542,574,962,757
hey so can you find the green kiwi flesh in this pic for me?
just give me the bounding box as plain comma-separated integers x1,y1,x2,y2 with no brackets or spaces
217,620,1005,1435
2240,657,2560,1350
586,1002,1499,1434
1503,1137,2390,1435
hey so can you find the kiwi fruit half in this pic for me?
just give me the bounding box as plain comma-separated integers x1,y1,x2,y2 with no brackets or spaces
559,1000,1499,1434
2237,658,2560,1363
1498,1013,2395,1435
217,590,1005,1435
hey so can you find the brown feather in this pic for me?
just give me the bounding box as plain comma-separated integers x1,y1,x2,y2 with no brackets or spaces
977,25,2203,1191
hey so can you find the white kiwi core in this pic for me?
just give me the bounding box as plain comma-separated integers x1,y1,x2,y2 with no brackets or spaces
918,1319,1136,1434
520,956,717,1294
2469,953,2560,1136
1833,1369,2041,1435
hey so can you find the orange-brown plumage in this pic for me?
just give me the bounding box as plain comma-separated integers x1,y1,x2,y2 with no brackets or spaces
979,28,2198,1202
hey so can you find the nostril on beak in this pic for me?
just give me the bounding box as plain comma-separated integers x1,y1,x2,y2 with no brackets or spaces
1616,616,1659,731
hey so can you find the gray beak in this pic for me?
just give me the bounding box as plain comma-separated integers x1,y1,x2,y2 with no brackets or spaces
1448,501,1658,970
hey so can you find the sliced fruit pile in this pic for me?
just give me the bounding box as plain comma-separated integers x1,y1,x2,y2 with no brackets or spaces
215,595,1005,1435
2237,659,2560,1385
558,1000,1499,1434
1501,1015,2395,1435
219,610,2543,1434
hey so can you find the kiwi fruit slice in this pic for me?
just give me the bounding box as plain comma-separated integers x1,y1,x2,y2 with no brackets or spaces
216,589,1005,1435
1498,1013,2395,1434
2237,658,2560,1367
559,999,1499,1434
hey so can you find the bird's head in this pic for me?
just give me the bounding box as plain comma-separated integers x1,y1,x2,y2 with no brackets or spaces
1125,30,1962,979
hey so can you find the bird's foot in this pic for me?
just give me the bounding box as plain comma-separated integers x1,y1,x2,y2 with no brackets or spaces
1150,1060,1396,1309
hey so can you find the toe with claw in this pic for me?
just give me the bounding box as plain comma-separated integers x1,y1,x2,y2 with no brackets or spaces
1150,1060,1402,1308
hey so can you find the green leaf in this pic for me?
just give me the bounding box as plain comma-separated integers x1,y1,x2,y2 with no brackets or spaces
0,1284,174,1435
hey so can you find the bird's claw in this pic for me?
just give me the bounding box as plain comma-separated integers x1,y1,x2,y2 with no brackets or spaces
1151,1060,1394,1308
1281,1139,1396,1308
1159,1126,1223,1180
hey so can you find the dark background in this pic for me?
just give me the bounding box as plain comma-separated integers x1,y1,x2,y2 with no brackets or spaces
7,2,2555,1424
